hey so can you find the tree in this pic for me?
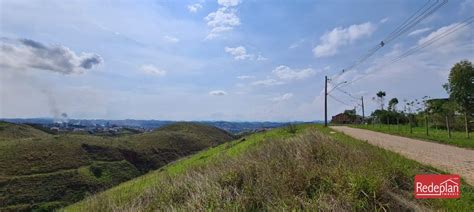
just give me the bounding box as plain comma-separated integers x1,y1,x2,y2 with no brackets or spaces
388,98,399,112
443,60,474,138
375,91,386,110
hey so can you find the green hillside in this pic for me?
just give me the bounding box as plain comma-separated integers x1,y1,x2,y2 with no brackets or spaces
0,122,234,211
0,121,50,140
66,125,473,211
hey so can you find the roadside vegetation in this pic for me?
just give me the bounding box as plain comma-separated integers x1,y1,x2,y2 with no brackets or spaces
0,122,233,211
66,125,473,211
333,60,473,148
351,124,474,149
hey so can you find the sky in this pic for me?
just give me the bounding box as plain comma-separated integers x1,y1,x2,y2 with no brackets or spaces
0,0,473,121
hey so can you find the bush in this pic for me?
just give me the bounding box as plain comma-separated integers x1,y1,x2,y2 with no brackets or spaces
371,110,408,124
286,123,297,134
89,164,103,178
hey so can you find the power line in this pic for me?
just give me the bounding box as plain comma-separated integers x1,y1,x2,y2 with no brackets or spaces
333,87,360,101
331,0,447,81
328,94,355,107
342,16,474,87
390,16,473,64
384,0,448,44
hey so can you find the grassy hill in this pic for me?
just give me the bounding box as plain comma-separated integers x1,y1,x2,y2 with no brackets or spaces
0,121,50,140
0,122,234,211
66,125,474,211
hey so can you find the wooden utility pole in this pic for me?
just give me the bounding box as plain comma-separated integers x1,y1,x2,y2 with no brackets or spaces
324,76,328,127
361,96,365,124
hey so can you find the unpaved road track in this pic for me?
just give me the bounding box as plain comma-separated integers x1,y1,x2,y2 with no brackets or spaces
331,126,474,185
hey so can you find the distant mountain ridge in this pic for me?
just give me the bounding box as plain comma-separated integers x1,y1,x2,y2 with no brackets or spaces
1,118,320,133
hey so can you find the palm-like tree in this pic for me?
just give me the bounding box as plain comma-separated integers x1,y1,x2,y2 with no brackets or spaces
376,91,386,110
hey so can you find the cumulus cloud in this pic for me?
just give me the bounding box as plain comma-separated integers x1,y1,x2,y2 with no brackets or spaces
408,27,431,36
225,46,252,60
256,54,268,61
187,3,202,13
141,65,166,76
224,46,267,61
209,90,227,96
271,93,293,102
218,0,241,7
312,22,376,58
205,0,241,39
163,35,179,43
418,23,465,45
272,65,317,80
380,17,389,23
0,38,103,74
237,75,255,80
249,65,318,87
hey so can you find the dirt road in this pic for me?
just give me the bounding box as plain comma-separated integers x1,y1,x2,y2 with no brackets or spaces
331,126,474,185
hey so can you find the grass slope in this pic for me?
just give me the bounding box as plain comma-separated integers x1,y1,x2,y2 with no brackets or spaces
0,122,233,211
66,125,473,211
0,121,50,140
351,124,474,149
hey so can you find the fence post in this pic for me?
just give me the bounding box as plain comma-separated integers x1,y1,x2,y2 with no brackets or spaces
425,115,429,136
397,117,400,131
387,117,390,130
465,113,470,139
409,116,413,134
446,115,451,139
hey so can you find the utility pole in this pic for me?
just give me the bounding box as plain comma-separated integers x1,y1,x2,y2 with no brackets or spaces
361,96,365,124
324,76,328,127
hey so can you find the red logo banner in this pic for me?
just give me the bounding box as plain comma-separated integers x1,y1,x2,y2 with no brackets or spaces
414,175,460,199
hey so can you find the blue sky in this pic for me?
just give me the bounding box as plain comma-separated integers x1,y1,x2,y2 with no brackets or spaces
1,0,473,121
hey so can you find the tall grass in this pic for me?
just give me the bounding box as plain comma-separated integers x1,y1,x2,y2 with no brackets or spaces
73,128,474,211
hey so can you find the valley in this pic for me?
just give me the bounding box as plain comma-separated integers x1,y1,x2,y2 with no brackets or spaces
0,121,234,211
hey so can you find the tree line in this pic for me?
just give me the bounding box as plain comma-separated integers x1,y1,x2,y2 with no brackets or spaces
369,60,473,138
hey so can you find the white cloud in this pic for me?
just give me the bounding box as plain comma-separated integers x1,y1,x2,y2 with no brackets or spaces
218,0,241,7
0,38,102,74
380,17,389,23
187,3,203,13
272,65,317,80
271,93,293,102
418,23,464,45
408,27,431,37
256,54,268,61
224,46,267,61
251,79,284,86
163,35,179,43
141,65,166,76
237,75,255,80
205,2,241,39
312,22,376,58
209,90,227,96
225,46,252,60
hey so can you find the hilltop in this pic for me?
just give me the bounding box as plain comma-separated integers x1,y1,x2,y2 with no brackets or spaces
0,122,234,211
0,121,50,140
67,125,474,211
